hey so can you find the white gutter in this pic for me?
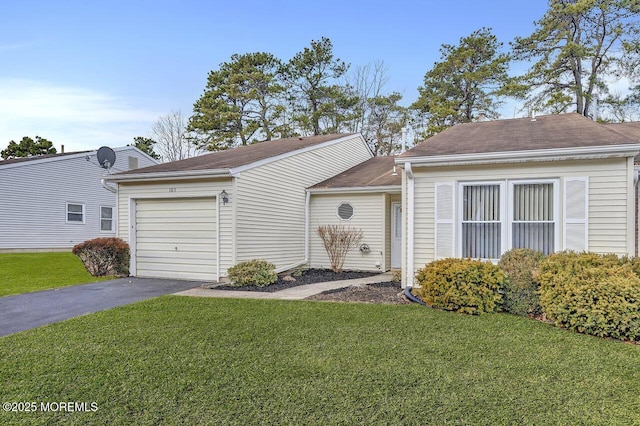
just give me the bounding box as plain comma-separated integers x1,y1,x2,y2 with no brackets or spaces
105,168,231,182
405,162,414,289
101,178,117,193
275,190,311,273
395,144,640,167
307,185,401,194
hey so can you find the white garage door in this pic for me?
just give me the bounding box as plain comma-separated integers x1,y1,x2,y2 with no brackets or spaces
134,197,217,281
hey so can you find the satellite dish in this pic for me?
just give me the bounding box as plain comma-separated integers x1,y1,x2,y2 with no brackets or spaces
96,146,116,169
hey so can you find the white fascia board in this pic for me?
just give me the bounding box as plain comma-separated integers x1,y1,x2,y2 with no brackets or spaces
307,185,401,194
394,144,640,167
228,133,371,175
105,169,231,182
0,151,93,170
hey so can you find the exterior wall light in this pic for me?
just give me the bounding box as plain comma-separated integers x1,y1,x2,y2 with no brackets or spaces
221,190,229,205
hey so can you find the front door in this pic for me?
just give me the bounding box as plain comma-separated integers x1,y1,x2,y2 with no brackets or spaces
391,202,402,269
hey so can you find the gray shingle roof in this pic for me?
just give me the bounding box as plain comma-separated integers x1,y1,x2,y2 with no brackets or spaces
115,134,356,175
400,113,639,158
309,156,400,189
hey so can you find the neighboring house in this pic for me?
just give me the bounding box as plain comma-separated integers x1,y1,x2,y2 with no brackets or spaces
396,113,640,287
0,146,158,251
308,156,401,272
107,134,373,281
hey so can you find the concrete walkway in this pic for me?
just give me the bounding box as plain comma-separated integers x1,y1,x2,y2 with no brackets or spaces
175,272,393,300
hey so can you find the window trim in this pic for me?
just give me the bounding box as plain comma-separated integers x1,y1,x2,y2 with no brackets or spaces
507,179,560,255
100,205,115,233
66,202,85,224
336,201,354,220
457,181,506,260
456,179,561,260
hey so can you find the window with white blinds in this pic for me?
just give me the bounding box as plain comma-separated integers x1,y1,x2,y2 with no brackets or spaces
512,183,555,255
461,184,501,259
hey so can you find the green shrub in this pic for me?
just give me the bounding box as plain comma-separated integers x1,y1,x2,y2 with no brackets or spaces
72,237,130,277
498,248,545,317
227,259,277,287
537,252,640,342
414,258,506,315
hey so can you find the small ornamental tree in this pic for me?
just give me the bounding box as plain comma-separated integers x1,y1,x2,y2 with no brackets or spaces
316,225,363,273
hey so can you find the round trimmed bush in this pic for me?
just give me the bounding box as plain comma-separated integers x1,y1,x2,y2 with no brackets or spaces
537,252,640,342
414,258,506,315
72,237,130,277
227,259,277,287
498,248,545,317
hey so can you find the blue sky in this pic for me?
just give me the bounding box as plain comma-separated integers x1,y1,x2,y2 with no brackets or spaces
0,0,549,152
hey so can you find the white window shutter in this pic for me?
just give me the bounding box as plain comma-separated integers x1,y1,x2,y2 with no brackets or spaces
563,177,588,251
435,182,455,258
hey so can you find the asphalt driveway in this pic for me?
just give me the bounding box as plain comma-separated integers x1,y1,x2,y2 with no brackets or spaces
0,278,202,338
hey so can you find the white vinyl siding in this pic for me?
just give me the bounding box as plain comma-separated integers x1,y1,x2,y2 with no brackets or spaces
0,147,157,251
117,178,234,277
235,135,372,270
409,158,633,276
135,198,217,281
310,193,385,271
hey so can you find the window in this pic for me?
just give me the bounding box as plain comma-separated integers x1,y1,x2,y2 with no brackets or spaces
461,184,502,259
511,182,555,255
100,206,114,232
337,202,354,220
66,203,85,223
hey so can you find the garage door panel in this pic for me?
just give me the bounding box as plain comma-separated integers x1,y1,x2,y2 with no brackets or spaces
136,222,216,232
136,230,215,240
135,198,217,281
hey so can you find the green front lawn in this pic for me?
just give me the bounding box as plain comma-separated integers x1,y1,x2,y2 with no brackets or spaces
0,252,112,297
1,297,639,425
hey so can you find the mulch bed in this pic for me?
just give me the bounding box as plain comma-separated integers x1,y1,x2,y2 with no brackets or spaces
305,281,410,305
208,269,380,293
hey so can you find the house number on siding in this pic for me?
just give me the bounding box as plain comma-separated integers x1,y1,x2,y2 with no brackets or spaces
168,188,177,193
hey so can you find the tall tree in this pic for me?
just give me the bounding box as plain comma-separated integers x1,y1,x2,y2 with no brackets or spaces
511,0,640,118
282,37,353,135
152,110,199,162
1,136,56,159
342,61,407,155
412,28,511,137
188,52,287,151
131,136,161,160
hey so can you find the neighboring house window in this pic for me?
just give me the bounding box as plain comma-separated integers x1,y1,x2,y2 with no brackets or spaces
461,183,502,259
337,202,354,220
100,206,114,232
511,182,556,255
66,203,85,224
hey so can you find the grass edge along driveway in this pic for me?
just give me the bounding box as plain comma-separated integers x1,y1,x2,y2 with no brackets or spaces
0,252,111,297
1,296,639,425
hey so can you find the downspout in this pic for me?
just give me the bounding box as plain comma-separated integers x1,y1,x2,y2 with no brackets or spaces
405,162,415,288
633,168,640,257
101,178,116,193
216,192,221,282
274,190,310,273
